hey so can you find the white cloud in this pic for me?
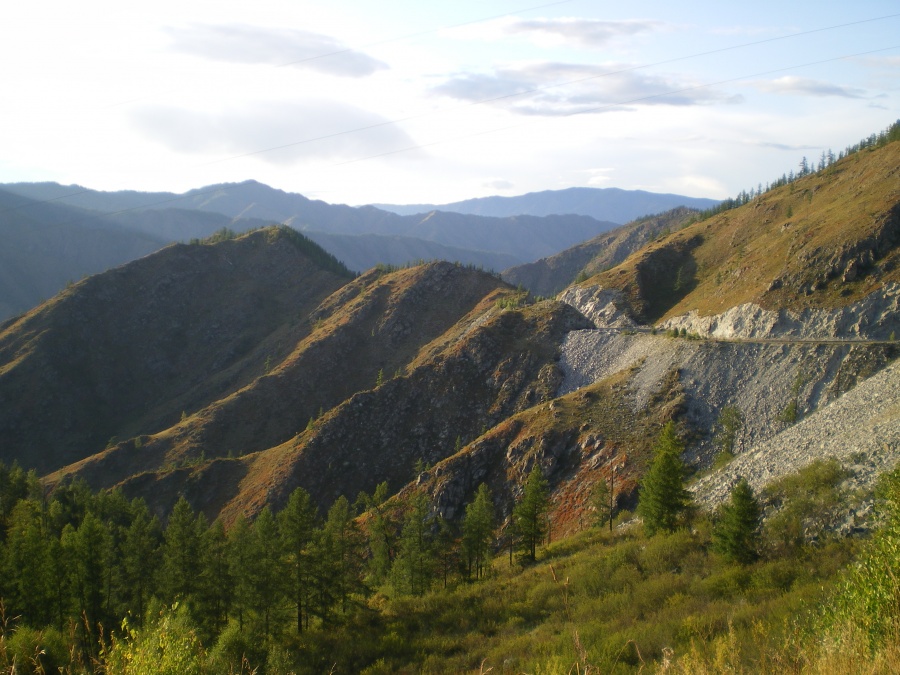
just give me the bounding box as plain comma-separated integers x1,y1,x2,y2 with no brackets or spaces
482,178,515,191
503,18,663,48
754,76,866,99
445,17,662,49
130,100,417,164
431,62,739,116
165,24,388,77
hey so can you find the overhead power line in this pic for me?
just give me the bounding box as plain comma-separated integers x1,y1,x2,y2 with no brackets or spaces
200,12,900,166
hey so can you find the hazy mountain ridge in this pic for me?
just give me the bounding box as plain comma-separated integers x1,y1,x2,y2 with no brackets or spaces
373,186,719,221
502,206,701,297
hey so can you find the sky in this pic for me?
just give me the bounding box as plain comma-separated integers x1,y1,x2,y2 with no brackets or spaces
0,1,897,206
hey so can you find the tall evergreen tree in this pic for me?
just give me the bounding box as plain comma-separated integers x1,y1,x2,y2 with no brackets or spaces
159,497,206,606
63,511,112,660
390,492,435,596
637,422,692,536
514,465,550,562
462,483,495,579
278,487,318,634
196,519,231,639
227,514,254,632
3,499,55,626
713,478,761,564
120,501,162,625
358,481,395,587
313,496,364,620
248,506,284,640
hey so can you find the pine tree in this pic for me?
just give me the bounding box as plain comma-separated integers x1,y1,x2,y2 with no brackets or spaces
227,514,254,631
196,519,231,639
278,487,318,633
514,465,550,562
120,501,162,625
391,492,435,596
637,422,692,536
713,478,761,564
159,497,206,606
592,471,618,532
248,506,284,640
462,483,495,579
313,495,364,619
63,511,112,658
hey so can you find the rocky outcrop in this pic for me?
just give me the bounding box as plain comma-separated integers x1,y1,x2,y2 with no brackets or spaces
556,285,636,328
659,283,900,340
559,312,897,465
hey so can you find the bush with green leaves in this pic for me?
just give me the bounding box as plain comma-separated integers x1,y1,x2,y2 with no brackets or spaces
103,603,207,675
824,466,900,652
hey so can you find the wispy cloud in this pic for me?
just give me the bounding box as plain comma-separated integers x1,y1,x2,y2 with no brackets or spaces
482,178,515,191
754,76,866,99
446,17,662,49
431,62,738,116
502,18,663,47
165,24,387,77
130,101,416,163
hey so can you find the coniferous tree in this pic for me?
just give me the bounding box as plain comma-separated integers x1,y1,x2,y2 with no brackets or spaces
592,471,618,532
159,497,206,606
227,514,254,632
248,506,284,640
278,487,318,633
120,501,162,625
3,499,55,626
357,481,395,587
64,511,112,659
713,478,761,564
314,495,364,619
434,515,460,589
462,483,495,579
514,465,550,562
196,519,231,639
637,422,692,536
391,492,435,596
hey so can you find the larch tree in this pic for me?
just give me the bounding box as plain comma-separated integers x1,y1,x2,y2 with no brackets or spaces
462,483,495,579
278,487,318,634
514,464,550,562
637,421,692,536
712,478,762,564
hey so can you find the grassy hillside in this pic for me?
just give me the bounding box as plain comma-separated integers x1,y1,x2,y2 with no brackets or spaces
581,139,900,323
503,207,699,297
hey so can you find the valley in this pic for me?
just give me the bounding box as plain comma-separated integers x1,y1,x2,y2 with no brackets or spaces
0,121,898,673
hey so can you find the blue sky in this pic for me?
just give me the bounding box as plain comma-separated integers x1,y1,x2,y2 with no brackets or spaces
0,1,897,205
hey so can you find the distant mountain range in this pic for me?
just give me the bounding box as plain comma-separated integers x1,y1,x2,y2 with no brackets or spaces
0,180,718,321
372,186,720,222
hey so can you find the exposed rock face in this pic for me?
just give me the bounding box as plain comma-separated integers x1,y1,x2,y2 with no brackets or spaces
556,285,636,328
658,283,900,340
559,327,895,461
691,358,900,510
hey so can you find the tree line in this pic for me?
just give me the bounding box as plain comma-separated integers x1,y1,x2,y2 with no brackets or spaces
0,458,554,671
690,118,900,224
